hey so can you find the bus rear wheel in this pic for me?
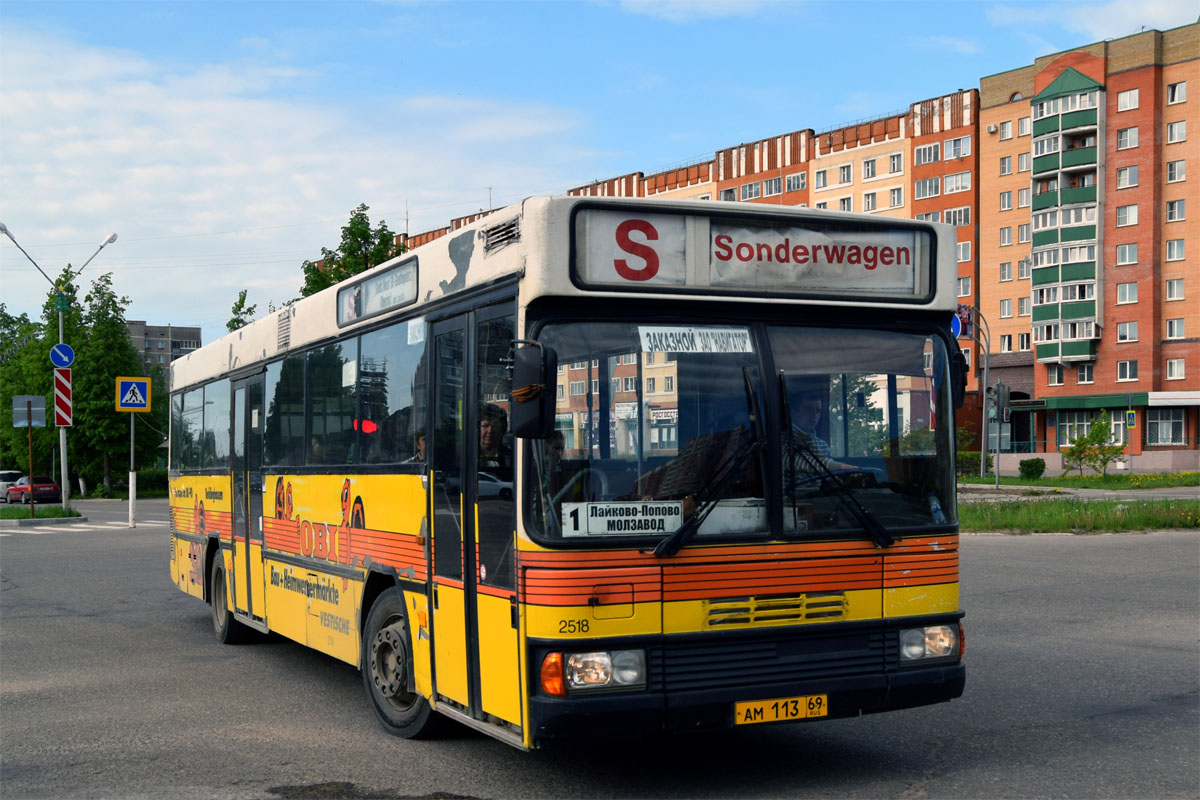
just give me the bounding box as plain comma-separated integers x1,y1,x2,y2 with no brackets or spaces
362,588,439,738
210,557,251,644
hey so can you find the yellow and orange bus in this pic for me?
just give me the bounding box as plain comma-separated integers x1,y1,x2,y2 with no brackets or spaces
169,196,965,749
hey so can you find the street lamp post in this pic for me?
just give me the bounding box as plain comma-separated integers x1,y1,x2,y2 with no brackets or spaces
0,223,117,512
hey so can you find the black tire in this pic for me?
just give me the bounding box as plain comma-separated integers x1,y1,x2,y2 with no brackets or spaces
210,556,251,644
362,588,440,738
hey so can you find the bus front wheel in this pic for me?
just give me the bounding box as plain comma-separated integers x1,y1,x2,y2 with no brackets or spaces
362,588,440,738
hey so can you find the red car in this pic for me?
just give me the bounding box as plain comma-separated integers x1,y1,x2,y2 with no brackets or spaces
5,476,62,505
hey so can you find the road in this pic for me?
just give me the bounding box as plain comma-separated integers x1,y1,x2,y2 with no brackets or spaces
1,498,1197,799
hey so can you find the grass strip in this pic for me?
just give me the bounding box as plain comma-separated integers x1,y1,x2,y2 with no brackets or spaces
959,499,1200,533
958,471,1199,490
0,505,83,520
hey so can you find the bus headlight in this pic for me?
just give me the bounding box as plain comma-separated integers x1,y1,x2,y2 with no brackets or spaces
899,625,960,662
540,650,646,695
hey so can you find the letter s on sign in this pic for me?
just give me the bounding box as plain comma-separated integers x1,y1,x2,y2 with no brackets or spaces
614,219,659,281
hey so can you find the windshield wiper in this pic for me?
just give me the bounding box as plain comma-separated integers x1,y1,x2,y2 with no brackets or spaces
653,369,764,558
779,371,893,548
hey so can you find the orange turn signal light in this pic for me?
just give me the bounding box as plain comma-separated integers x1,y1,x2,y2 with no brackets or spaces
540,652,566,697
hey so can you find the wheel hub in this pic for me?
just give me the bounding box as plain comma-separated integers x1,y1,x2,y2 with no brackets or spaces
371,623,407,699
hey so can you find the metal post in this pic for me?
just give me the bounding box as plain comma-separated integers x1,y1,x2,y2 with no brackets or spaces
58,306,71,512
994,380,1001,489
27,400,35,520
128,412,136,528
971,308,991,479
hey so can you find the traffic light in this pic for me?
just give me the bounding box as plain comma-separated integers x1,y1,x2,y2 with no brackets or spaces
985,385,997,419
997,382,1010,413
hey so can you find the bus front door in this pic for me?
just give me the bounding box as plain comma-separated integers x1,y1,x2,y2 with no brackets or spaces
429,305,522,738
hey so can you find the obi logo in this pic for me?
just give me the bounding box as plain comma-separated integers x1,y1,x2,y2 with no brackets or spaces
614,219,659,281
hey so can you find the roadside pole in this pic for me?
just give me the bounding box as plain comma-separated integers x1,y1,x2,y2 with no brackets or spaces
116,377,151,529
27,400,34,520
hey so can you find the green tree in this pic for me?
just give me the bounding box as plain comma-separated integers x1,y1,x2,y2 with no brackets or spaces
227,289,258,332
72,273,148,490
0,303,51,474
1083,413,1126,476
300,204,402,297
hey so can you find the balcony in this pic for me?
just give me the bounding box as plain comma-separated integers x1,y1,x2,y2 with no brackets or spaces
1033,154,1060,174
1032,229,1059,248
1061,109,1098,131
1060,225,1096,243
1033,117,1060,137
1060,186,1096,205
1032,191,1059,211
1060,339,1099,360
1032,304,1060,322
1061,146,1097,168
1060,300,1096,320
1061,262,1096,282
1032,265,1060,285
1036,343,1060,360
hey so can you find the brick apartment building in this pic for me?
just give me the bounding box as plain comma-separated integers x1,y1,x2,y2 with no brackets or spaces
126,320,202,371
393,23,1197,470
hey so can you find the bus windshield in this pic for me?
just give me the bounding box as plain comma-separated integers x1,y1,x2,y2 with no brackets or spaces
527,321,956,544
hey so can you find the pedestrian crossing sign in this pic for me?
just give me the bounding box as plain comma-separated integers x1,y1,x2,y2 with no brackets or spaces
116,377,152,412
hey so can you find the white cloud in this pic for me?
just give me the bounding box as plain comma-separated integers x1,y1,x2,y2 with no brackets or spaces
913,35,982,55
988,0,1197,41
618,0,780,22
0,26,588,342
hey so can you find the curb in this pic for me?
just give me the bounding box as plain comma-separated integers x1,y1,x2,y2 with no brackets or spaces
0,515,90,528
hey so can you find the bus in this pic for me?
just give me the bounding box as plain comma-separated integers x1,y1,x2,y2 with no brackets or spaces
169,196,966,749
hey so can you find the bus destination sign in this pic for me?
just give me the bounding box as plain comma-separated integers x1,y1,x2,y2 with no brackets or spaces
574,209,931,300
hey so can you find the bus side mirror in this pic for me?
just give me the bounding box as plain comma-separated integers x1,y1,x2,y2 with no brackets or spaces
510,341,557,439
952,348,968,409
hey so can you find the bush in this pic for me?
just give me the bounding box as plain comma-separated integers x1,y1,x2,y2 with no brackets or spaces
957,451,992,476
137,468,169,492
1019,458,1046,480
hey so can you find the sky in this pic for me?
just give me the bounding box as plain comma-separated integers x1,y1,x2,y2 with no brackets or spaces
1,0,1195,346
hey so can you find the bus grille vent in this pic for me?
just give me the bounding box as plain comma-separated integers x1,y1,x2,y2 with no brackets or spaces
482,218,520,253
704,592,847,628
276,310,291,350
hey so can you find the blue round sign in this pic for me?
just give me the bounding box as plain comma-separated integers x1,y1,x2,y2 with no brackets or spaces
50,343,75,368
950,314,962,339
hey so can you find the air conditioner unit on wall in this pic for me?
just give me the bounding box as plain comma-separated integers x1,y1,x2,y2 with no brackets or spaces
986,124,998,134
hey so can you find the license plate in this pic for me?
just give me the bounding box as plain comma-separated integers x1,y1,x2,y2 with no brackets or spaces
734,694,827,725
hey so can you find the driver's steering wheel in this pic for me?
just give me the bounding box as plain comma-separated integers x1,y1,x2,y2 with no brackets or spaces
553,468,610,505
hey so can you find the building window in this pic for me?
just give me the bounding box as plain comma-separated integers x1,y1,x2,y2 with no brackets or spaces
1166,318,1185,339
889,153,903,173
664,376,674,392
945,206,970,227
956,241,971,264
1019,117,1031,136
1001,334,1012,352
1116,322,1138,342
838,164,852,184
1000,227,1012,246
863,159,876,179
1116,244,1138,265
1077,363,1093,384
1018,297,1031,316
1018,152,1031,172
944,171,971,194
1167,81,1187,104
944,136,971,159
1116,127,1138,149
1167,121,1187,143
863,192,876,211
999,155,1013,175
1117,89,1139,111
1147,409,1185,445
763,177,781,197
1033,135,1060,156
740,182,761,201
1034,323,1059,343
622,376,637,392
839,197,852,212
1057,411,1094,446
1166,358,1186,380
914,143,940,165
1018,260,1032,280
1117,360,1138,381
1018,187,1031,208
957,276,972,297
815,170,827,189
889,187,903,207
1116,166,1138,188
1000,299,1012,318
999,120,1013,139
1116,204,1138,227
785,172,806,192
1018,223,1030,243
1117,282,1138,304
1061,282,1094,302
1167,199,1186,222
1167,239,1185,261
1018,332,1031,351
645,377,655,393
961,347,971,369
719,188,736,201
1047,364,1063,386
815,202,827,210
569,380,586,396
914,177,940,199
1167,278,1184,300
1167,160,1185,182
914,211,940,222
1000,190,1012,210
1000,261,1012,281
